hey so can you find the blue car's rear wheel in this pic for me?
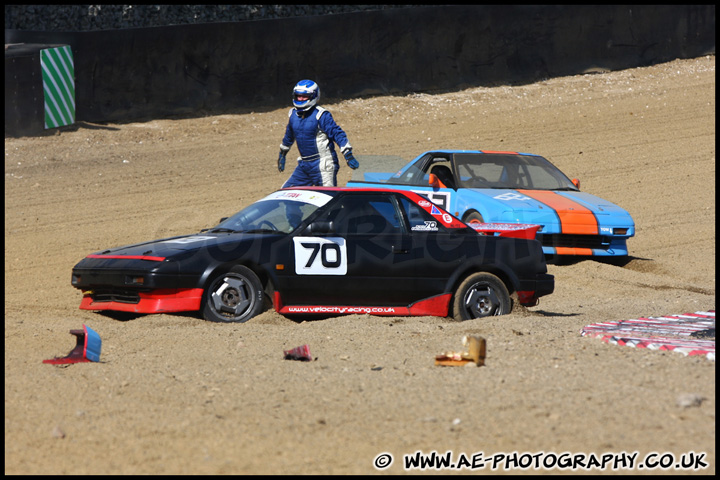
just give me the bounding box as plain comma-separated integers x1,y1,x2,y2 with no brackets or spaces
202,266,264,323
453,272,511,320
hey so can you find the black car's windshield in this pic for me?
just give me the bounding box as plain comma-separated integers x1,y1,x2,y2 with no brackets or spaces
210,190,335,234
454,153,578,190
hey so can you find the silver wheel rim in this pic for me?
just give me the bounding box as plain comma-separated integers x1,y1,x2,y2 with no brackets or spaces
463,282,502,317
210,275,254,320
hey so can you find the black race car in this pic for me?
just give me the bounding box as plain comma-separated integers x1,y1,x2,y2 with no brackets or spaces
71,187,554,323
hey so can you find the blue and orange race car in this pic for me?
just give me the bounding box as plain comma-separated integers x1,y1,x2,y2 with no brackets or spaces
348,150,635,258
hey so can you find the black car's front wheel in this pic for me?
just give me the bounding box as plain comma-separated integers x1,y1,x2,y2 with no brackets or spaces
202,266,264,323
453,272,512,320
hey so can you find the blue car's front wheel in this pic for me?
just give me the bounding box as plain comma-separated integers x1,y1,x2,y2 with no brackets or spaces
453,272,512,320
462,211,484,225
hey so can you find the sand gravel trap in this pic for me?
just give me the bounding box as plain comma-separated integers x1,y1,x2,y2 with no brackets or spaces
4,55,715,475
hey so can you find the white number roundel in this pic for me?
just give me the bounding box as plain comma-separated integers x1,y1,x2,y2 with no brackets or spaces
293,237,347,275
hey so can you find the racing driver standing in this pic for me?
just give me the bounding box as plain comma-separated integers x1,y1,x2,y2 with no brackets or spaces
277,79,360,187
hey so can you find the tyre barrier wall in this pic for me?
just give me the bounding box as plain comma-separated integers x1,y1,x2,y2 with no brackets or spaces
4,5,716,137
5,43,76,136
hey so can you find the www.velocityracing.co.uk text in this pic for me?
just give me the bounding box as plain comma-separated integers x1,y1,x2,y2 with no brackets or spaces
372,450,708,472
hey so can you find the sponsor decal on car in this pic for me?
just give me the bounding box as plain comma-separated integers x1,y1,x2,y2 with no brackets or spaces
162,236,216,244
411,221,439,232
285,306,400,314
261,189,333,207
410,190,451,211
494,192,531,201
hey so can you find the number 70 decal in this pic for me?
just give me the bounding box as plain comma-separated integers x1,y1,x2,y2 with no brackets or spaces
293,237,347,275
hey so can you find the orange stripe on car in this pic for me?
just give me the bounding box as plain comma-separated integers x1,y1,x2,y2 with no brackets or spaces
517,190,599,235
555,246,594,256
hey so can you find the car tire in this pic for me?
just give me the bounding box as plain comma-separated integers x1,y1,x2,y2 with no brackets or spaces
462,211,484,225
202,265,264,323
453,272,512,320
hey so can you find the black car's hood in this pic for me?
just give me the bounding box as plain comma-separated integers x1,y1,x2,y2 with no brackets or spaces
88,232,277,259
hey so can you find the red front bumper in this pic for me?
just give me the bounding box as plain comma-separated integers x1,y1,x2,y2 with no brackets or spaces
79,288,204,314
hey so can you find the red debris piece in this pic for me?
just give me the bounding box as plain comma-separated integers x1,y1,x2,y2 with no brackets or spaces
283,344,313,361
43,325,102,364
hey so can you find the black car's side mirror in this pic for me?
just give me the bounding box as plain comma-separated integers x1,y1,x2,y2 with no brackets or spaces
305,220,335,234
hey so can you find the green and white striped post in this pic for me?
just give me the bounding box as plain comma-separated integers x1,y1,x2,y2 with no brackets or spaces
40,46,75,129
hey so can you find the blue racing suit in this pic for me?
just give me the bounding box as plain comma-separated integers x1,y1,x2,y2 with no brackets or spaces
280,106,352,187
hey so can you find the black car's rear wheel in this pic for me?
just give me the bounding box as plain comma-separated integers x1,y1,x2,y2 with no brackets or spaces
453,272,512,320
202,266,264,323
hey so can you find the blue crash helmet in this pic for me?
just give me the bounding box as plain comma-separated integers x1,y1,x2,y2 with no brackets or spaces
293,79,320,111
